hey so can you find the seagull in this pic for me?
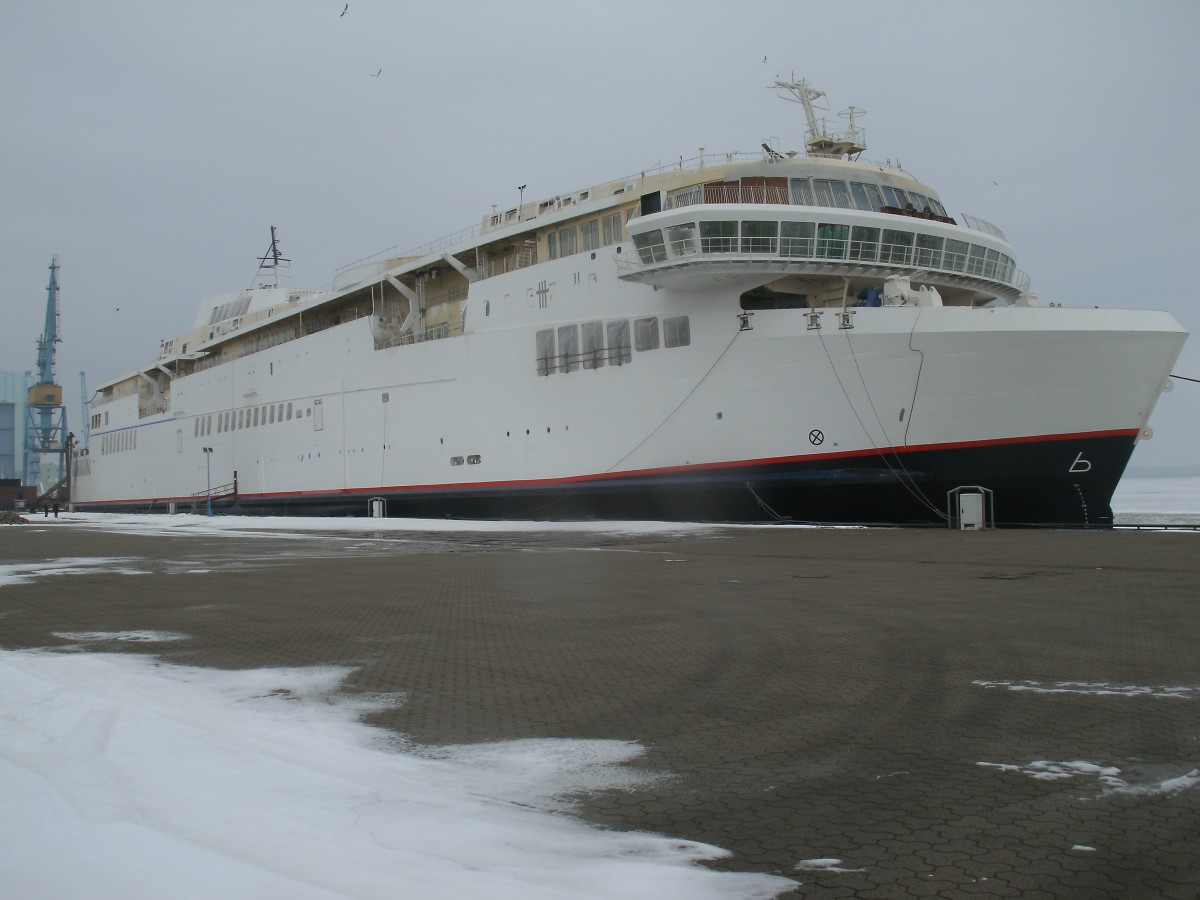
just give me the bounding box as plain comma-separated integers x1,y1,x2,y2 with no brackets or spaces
762,55,767,63
371,68,381,77
340,3,348,16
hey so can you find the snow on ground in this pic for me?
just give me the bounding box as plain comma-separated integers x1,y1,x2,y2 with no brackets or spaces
973,679,1198,700
10,511,731,539
976,759,1200,797
0,650,791,900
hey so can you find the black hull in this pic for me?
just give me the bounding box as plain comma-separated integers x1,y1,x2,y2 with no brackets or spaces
86,433,1138,528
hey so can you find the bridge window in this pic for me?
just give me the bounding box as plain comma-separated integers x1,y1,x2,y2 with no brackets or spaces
944,239,969,272
700,221,737,253
780,221,815,256
813,179,852,209
915,233,944,268
881,229,914,264
816,223,849,259
741,221,778,254
850,226,880,261
967,244,987,276
666,222,697,256
789,178,814,206
632,229,667,263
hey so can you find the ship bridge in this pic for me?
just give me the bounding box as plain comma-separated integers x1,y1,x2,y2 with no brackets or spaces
617,202,1028,303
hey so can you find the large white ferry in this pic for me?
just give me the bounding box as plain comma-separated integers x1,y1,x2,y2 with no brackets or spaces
71,80,1186,526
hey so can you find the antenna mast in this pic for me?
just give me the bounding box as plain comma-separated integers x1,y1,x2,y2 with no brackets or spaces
771,76,866,159
255,226,291,288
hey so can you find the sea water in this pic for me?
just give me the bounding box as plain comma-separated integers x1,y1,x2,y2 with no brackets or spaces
1112,471,1200,526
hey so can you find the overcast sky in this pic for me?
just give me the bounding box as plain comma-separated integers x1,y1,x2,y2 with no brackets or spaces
2,0,1197,468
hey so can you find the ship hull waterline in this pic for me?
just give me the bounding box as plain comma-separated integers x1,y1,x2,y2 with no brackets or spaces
72,430,1138,527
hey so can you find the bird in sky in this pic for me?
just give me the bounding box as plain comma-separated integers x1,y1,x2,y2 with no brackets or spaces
340,3,348,16
372,69,381,77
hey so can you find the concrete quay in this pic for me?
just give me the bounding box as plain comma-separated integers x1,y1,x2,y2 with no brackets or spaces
2,519,1198,898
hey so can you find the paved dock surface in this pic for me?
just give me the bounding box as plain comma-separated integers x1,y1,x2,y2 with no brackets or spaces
3,519,1198,898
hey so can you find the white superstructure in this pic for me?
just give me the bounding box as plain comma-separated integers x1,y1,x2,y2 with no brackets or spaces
71,81,1187,526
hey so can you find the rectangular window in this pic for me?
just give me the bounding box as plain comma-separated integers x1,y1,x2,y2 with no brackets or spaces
780,221,815,257
863,183,885,212
557,227,577,256
665,222,697,256
789,178,814,206
581,219,600,251
967,244,987,276
849,182,872,211
850,226,880,261
631,229,667,263
269,405,276,424
606,320,631,366
816,223,849,259
603,213,624,245
813,179,850,208
881,229,914,264
287,402,293,421
581,320,605,369
547,232,558,260
944,239,969,272
536,328,556,376
740,220,779,254
634,317,660,352
983,248,1000,279
700,220,737,253
881,186,906,209
915,233,944,268
558,324,580,373
663,315,691,348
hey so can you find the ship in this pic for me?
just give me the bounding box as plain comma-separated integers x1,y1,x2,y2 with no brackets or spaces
71,79,1187,526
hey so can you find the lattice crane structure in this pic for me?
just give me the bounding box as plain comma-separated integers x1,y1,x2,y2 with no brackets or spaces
25,255,70,495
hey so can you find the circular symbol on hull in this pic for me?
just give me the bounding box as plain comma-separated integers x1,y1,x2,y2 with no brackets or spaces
809,429,824,445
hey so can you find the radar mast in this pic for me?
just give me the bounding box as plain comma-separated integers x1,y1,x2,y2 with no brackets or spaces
771,76,866,160
254,226,291,289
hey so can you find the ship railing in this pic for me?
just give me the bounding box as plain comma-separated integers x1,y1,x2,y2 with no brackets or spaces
536,344,633,375
335,224,483,280
621,228,1027,292
192,480,236,500
376,320,460,350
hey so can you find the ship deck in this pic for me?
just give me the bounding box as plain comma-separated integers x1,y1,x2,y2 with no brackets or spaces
3,519,1198,897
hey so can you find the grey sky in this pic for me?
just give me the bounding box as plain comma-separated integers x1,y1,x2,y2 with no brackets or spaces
2,0,1197,467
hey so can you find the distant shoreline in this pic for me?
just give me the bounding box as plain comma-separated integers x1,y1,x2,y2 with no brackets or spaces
1123,466,1200,479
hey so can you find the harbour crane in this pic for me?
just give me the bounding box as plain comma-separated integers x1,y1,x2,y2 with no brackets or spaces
25,255,69,498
